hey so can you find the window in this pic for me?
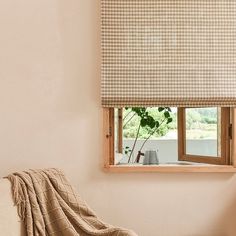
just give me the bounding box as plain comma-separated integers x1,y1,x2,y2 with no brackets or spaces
103,107,236,172
178,108,230,165
101,1,236,172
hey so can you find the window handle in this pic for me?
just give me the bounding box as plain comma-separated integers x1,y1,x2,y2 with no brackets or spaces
229,124,233,140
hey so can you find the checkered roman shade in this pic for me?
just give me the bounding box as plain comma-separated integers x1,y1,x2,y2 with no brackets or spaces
101,0,236,107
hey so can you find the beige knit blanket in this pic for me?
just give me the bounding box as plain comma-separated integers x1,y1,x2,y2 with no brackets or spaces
6,169,137,236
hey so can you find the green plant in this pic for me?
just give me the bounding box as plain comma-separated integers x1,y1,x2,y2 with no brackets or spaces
124,146,132,155
123,107,173,163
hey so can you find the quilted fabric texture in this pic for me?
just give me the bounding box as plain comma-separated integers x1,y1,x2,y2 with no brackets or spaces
6,169,137,236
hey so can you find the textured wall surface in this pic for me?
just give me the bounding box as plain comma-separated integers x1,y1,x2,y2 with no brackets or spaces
0,1,236,235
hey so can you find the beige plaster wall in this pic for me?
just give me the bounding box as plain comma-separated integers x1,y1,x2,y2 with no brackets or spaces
0,1,236,235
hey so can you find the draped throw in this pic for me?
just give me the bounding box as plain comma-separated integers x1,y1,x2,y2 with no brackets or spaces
101,0,236,107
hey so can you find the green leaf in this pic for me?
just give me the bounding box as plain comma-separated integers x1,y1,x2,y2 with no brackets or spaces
147,121,155,129
158,107,165,112
140,118,147,127
155,121,160,127
164,111,170,118
146,116,155,129
149,122,155,129
167,117,173,124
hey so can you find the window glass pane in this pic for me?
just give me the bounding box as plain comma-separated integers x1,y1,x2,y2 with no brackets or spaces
185,107,220,157
115,107,178,165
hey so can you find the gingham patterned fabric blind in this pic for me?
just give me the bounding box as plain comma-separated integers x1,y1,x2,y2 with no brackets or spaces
101,0,236,107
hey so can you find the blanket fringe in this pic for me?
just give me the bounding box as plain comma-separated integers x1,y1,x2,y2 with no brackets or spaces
5,175,26,221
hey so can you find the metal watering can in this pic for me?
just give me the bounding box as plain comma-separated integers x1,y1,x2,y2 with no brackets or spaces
143,150,159,165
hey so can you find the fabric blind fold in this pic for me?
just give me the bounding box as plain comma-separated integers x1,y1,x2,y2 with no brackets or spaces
101,0,236,107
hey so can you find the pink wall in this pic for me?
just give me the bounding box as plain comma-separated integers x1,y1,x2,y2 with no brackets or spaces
0,0,236,235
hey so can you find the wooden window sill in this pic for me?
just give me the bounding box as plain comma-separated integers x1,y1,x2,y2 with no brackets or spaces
104,165,236,173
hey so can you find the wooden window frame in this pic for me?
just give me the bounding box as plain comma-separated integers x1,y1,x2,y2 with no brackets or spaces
103,108,236,173
178,107,231,165
103,108,115,167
